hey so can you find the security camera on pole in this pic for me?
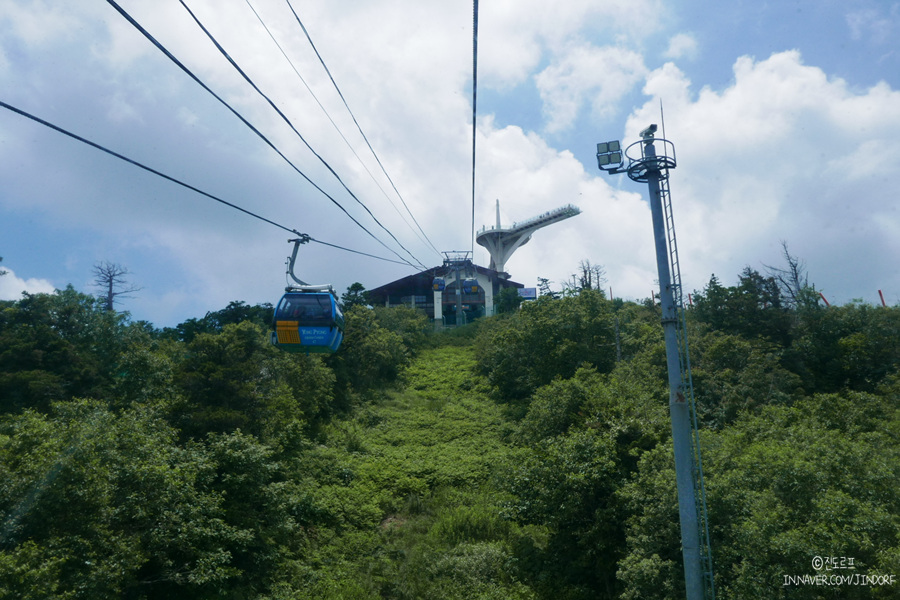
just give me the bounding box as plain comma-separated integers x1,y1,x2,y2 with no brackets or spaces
597,126,715,600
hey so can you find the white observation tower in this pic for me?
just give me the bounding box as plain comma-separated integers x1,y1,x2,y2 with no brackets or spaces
476,200,581,276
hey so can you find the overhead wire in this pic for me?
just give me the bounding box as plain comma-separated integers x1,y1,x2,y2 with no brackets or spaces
0,99,412,267
242,0,432,255
104,0,420,270
310,237,411,264
471,0,479,257
282,0,442,258
176,0,428,270
246,0,439,260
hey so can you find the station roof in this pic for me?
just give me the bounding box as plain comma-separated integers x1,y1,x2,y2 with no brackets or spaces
367,264,523,300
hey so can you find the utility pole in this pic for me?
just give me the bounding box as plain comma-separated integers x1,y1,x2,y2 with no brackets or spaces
597,126,714,600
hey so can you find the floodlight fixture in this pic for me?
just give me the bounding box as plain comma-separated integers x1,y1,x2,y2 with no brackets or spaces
596,140,624,173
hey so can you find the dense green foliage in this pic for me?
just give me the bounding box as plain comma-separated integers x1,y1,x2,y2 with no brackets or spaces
0,270,898,598
341,282,371,309
161,300,275,343
475,290,617,404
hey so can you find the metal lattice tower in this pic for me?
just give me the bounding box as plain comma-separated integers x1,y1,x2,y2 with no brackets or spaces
597,125,715,600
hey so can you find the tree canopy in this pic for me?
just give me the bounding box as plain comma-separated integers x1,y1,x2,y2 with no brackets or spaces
0,262,897,599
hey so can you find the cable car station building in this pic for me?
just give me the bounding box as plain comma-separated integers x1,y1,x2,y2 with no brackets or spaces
368,202,580,326
367,261,522,326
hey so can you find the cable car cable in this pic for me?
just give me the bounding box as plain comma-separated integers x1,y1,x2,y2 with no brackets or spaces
470,0,479,257
0,100,296,236
244,0,433,256
309,237,409,265
0,99,412,268
283,0,442,258
105,0,420,270
176,0,428,270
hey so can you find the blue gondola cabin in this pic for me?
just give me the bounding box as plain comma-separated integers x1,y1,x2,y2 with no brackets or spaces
272,292,344,354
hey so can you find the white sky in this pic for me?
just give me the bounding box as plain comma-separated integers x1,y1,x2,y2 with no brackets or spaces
1,0,898,326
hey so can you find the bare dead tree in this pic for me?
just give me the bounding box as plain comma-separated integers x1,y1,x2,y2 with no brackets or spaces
578,259,607,291
764,241,808,308
92,261,142,311
563,259,607,294
0,256,7,277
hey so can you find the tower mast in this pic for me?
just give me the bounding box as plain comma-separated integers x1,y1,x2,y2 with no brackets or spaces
597,126,715,600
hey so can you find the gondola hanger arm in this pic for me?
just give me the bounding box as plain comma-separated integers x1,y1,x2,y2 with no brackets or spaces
285,236,334,294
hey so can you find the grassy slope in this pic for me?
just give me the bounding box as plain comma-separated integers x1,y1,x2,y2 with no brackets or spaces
301,344,535,599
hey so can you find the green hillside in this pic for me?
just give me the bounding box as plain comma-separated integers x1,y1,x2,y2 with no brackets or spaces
0,273,898,599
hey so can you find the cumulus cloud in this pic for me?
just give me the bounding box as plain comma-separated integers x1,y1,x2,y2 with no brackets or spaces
664,33,698,60
476,0,665,89
627,51,900,302
0,267,55,300
535,44,647,133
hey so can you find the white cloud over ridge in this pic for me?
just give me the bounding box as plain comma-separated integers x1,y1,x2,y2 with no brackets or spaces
0,267,55,300
628,51,900,302
468,49,900,305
